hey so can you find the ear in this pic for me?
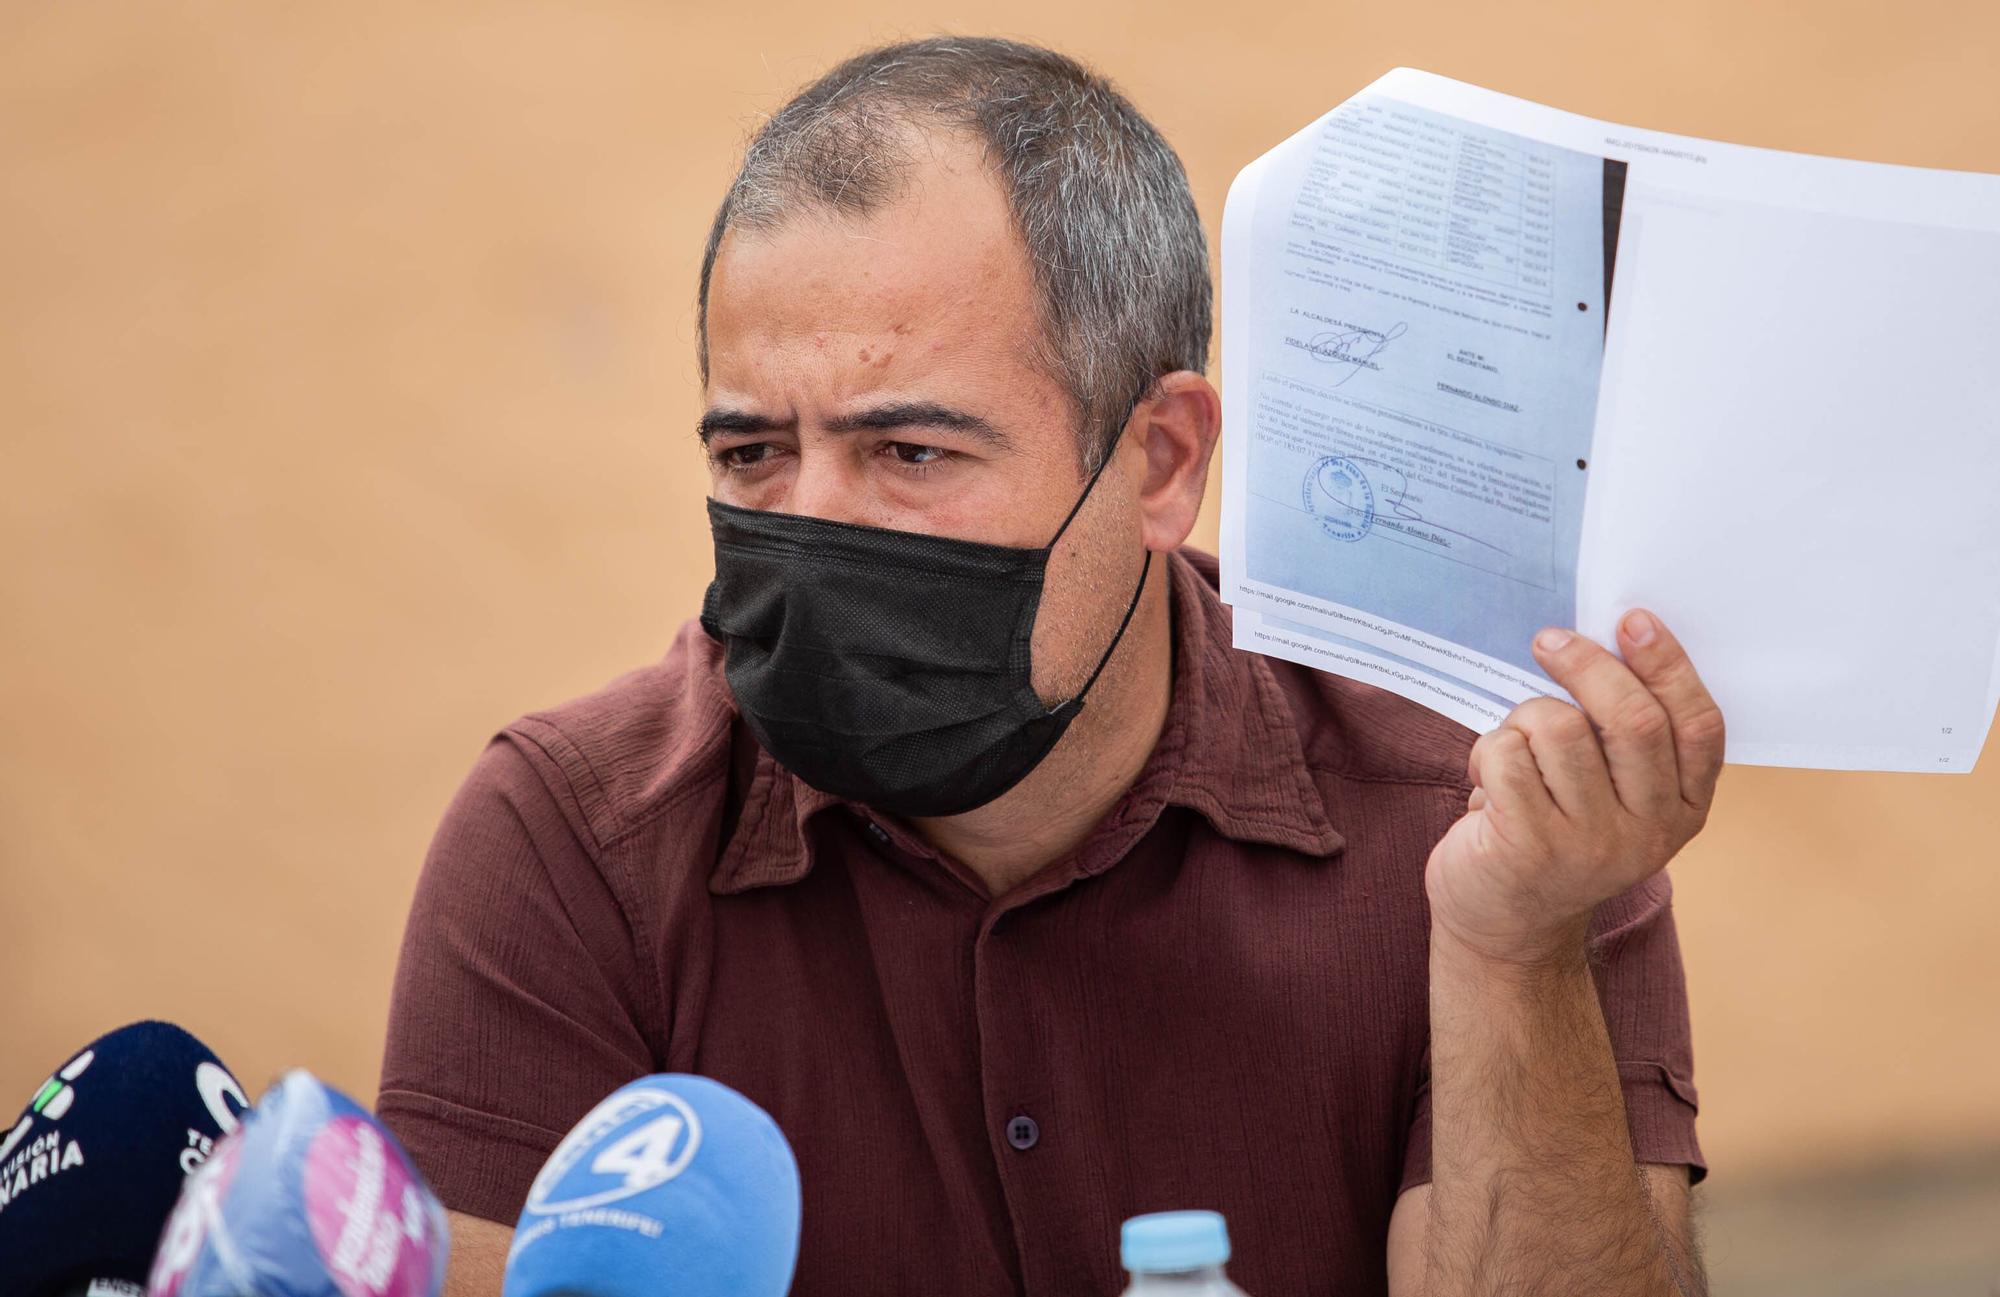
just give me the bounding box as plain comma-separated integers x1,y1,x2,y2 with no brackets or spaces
1126,370,1221,553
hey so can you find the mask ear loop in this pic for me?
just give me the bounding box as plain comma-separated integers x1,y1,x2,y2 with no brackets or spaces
1044,432,1128,547
1060,547,1152,709
1046,420,1152,708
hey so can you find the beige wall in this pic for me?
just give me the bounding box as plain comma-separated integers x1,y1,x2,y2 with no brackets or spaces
4,0,1997,1185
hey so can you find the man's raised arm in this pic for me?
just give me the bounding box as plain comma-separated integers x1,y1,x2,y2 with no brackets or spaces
1389,608,1724,1296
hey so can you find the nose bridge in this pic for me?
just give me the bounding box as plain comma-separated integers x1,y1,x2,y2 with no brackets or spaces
782,432,866,524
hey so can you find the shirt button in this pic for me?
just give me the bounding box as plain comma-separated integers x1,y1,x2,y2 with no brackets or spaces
864,821,891,846
1005,1113,1040,1151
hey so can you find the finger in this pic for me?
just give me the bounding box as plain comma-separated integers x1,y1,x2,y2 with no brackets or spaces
1467,786,1488,813
1502,696,1618,822
1615,608,1727,810
1531,626,1679,819
1469,725,1557,825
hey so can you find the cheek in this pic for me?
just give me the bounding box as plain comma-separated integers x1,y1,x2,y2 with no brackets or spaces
704,453,800,513
1024,481,1144,701
875,448,1076,545
1026,587,1084,703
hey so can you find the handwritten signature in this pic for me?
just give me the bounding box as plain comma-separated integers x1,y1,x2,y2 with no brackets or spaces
1341,454,1509,555
1304,321,1408,386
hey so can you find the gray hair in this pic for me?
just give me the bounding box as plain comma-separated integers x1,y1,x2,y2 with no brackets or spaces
695,35,1212,472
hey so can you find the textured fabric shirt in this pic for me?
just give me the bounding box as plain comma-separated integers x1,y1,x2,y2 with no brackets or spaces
377,545,1702,1295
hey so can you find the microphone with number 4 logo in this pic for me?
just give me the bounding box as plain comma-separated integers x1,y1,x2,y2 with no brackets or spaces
503,1075,801,1297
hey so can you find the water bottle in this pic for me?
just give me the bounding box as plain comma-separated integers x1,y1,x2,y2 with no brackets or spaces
1118,1210,1249,1295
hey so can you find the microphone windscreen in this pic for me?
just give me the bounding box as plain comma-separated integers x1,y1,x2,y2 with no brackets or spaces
146,1069,449,1297
503,1074,801,1297
0,1020,249,1297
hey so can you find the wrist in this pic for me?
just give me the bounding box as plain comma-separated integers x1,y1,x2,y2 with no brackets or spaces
1428,911,1593,989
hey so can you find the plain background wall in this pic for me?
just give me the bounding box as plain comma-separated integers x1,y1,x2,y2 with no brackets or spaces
4,0,1997,1248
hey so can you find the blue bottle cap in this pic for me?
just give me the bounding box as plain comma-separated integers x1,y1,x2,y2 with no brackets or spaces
1121,1210,1231,1272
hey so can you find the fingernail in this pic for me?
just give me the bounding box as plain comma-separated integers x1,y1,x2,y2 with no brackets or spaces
1623,610,1657,645
1534,627,1571,652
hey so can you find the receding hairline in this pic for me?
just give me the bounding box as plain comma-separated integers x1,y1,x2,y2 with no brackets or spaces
724,113,995,229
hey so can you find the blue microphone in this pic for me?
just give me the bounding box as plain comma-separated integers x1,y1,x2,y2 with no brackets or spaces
146,1069,449,1297
0,1020,249,1297
503,1075,801,1297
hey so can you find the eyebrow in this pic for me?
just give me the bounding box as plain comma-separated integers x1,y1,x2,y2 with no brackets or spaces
696,401,1012,450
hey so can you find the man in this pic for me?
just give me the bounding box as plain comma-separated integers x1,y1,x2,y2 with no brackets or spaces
379,35,1720,1296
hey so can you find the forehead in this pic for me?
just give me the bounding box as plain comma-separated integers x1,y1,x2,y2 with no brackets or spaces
704,129,1057,403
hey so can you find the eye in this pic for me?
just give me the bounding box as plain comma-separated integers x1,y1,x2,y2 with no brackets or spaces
884,441,949,466
714,442,779,472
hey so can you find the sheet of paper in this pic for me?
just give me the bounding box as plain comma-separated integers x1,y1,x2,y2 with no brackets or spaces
1220,90,1616,707
1233,610,1515,733
1220,68,2000,773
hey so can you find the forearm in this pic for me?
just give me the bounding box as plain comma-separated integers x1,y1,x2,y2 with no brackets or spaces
1421,923,1695,1297
442,1209,511,1297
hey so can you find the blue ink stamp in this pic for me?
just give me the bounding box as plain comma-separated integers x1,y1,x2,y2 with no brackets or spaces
1302,454,1374,542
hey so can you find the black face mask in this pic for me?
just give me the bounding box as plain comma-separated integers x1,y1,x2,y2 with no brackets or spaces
699,448,1150,818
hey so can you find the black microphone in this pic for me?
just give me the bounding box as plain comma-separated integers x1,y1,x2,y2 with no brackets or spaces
0,1021,249,1297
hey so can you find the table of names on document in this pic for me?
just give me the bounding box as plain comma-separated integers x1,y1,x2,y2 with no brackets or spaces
1289,99,1558,303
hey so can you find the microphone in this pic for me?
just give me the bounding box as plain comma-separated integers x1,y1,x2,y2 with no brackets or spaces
0,1020,250,1297
146,1068,449,1297
503,1074,801,1297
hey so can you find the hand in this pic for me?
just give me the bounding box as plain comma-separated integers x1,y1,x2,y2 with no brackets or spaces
1425,608,1727,968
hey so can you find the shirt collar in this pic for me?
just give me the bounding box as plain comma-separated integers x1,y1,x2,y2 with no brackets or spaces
711,546,1343,895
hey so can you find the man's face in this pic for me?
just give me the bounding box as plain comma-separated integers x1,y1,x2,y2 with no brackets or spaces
700,127,1100,547
700,126,1147,704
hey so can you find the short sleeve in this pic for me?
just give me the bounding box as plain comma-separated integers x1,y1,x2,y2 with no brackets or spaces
1398,870,1705,1195
377,732,658,1223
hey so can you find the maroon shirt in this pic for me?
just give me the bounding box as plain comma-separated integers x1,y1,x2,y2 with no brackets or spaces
378,546,1701,1295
